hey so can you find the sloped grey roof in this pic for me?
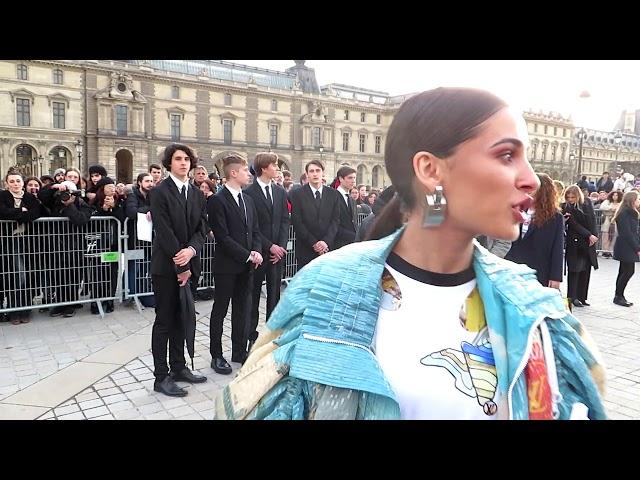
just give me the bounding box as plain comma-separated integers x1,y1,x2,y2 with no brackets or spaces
126,60,296,90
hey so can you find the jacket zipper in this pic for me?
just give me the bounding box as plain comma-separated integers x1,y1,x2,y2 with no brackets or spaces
302,333,374,355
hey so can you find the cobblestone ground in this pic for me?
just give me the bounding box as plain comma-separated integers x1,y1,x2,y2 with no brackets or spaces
1,257,639,420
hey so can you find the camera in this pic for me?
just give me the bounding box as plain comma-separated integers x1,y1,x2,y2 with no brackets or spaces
54,189,82,203
53,180,83,204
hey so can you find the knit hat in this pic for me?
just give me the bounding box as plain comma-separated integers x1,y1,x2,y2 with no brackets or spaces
88,164,108,177
53,168,66,178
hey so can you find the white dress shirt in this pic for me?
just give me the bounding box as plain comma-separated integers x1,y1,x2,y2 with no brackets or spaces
169,172,189,200
225,184,252,263
167,173,196,258
256,177,274,203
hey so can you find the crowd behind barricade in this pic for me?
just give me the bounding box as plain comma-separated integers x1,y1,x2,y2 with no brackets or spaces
0,154,377,327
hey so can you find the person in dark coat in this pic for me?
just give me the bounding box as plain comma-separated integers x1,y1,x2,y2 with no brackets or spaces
289,160,341,270
150,143,209,397
124,172,155,307
611,191,640,306
243,153,289,352
595,172,614,193
207,154,263,373
91,181,126,314
0,171,46,324
41,176,94,317
561,185,598,308
505,173,564,289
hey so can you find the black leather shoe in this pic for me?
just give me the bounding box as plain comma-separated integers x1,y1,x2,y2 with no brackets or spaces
106,301,114,313
613,296,632,307
154,377,188,397
63,306,76,317
580,300,591,306
211,357,232,375
572,299,584,307
170,368,207,383
90,303,99,315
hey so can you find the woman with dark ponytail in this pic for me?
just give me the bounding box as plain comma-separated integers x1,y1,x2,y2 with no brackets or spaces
213,88,606,420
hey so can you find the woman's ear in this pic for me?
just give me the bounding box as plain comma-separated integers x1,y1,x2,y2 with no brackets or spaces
412,151,444,194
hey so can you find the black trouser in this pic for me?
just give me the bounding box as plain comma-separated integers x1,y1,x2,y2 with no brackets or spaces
209,269,252,358
151,274,186,381
615,262,635,297
567,268,592,302
248,259,283,342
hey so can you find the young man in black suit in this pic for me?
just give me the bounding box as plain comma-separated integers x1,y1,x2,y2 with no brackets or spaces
289,160,341,270
333,165,358,249
150,143,209,397
208,154,263,374
244,152,289,351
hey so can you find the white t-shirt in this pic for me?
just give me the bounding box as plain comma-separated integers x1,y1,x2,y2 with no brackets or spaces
373,252,501,420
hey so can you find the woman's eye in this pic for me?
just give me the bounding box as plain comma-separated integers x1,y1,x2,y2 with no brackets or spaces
499,152,513,162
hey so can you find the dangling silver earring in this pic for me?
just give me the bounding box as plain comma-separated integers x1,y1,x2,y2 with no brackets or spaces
422,185,447,228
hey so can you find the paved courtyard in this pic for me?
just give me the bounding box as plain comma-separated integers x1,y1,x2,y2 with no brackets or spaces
1,256,639,420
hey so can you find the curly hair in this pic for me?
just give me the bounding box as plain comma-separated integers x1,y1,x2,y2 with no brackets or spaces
533,173,559,227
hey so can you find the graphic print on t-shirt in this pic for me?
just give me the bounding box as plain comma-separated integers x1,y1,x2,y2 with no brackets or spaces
380,268,402,311
421,287,498,416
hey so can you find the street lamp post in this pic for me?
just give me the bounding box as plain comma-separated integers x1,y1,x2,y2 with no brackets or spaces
576,128,586,181
614,130,623,173
75,139,83,171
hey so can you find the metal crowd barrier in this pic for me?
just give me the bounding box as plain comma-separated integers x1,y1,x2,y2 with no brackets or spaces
1,210,375,318
593,208,616,256
123,211,373,307
0,217,123,318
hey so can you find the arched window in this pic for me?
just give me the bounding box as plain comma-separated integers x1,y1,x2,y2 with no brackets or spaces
357,164,367,185
15,144,35,176
372,165,382,188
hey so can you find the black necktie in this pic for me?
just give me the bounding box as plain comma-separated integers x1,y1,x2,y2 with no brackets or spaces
345,193,352,215
238,192,247,224
265,185,273,207
180,185,187,208
315,189,321,209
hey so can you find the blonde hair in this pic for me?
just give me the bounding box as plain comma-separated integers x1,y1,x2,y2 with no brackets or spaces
563,185,584,205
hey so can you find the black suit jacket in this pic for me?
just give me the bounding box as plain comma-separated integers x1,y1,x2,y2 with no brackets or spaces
335,188,358,249
244,181,289,257
149,178,208,278
613,207,640,263
208,186,262,274
289,184,341,265
505,212,565,286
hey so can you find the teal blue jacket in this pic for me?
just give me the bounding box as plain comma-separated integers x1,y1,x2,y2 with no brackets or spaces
214,229,607,420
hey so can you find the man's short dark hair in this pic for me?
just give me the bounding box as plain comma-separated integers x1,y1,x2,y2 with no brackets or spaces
253,152,279,177
149,163,162,172
602,171,609,175
209,172,219,181
160,144,197,171
282,170,292,179
337,166,356,179
305,159,324,173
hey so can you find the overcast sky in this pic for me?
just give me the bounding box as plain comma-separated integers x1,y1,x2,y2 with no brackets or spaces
228,60,640,132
